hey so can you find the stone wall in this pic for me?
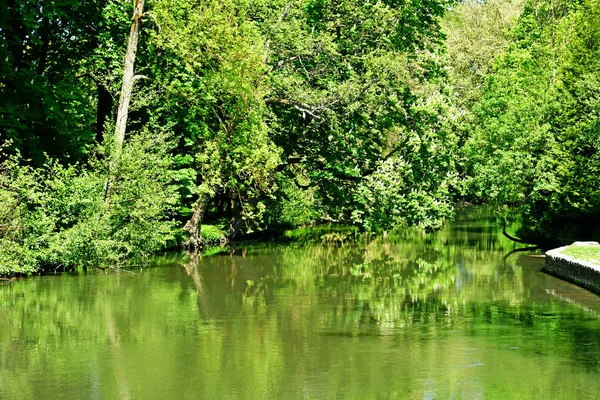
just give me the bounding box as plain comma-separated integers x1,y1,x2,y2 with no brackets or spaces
544,242,600,294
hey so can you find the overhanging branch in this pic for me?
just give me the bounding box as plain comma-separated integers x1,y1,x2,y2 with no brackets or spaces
266,98,322,120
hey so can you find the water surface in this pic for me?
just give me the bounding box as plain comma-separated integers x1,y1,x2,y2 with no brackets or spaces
1,208,600,399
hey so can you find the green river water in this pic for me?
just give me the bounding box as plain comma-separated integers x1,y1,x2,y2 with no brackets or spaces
1,208,600,399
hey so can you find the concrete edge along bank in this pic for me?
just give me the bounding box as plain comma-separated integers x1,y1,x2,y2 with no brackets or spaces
545,242,600,295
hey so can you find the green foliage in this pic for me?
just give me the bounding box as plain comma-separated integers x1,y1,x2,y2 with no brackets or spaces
265,176,323,229
201,246,229,257
443,0,526,110
442,0,527,200
199,225,226,244
144,0,459,234
351,83,459,232
248,0,458,231
149,0,281,222
473,1,600,239
0,132,178,274
461,0,600,242
10,0,582,272
0,0,114,164
466,44,555,224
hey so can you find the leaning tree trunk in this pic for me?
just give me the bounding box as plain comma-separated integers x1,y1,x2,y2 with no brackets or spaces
183,195,208,252
105,0,145,204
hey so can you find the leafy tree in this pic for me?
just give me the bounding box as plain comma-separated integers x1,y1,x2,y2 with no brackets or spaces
148,0,280,247
0,0,112,164
443,0,526,111
465,0,600,242
255,0,457,231
0,0,179,274
146,0,458,245
105,0,146,204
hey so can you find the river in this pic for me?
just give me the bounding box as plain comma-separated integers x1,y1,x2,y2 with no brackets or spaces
1,207,599,399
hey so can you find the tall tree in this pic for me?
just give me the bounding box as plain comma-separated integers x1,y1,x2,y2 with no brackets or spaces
106,0,145,203
151,0,280,248
465,0,600,243
113,0,145,156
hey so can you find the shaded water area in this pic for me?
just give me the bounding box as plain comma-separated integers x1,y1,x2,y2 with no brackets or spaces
1,208,600,399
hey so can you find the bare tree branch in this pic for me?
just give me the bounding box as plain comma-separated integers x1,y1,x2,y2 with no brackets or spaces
266,98,322,120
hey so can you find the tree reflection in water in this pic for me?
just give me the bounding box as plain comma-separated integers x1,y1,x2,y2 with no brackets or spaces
1,208,600,398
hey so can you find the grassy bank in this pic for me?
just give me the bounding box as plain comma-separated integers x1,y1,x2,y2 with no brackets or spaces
560,243,600,266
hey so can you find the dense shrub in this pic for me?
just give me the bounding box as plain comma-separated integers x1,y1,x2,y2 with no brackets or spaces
0,132,178,274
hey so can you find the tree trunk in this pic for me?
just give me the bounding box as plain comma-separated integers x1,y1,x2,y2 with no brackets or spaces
105,0,145,203
228,216,244,241
183,195,208,252
228,198,258,240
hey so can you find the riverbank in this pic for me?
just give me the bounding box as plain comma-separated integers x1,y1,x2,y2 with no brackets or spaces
544,242,600,294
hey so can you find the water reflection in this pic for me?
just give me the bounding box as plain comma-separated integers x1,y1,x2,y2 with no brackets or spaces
1,208,600,398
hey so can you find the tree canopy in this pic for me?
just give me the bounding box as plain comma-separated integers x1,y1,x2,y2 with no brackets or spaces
1,0,600,273
464,0,600,242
